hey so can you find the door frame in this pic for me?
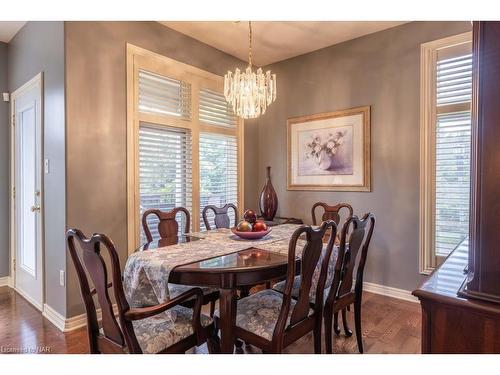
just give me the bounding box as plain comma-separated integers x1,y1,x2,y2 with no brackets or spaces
9,72,45,310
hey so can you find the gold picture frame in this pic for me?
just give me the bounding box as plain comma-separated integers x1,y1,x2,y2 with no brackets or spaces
287,106,371,191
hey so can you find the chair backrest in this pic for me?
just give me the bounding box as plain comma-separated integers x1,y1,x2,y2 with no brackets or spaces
142,207,190,244
311,202,353,226
66,229,142,354
273,221,337,344
202,203,238,230
327,213,375,304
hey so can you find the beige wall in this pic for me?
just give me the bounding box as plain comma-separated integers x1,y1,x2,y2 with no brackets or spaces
65,21,248,316
250,21,472,292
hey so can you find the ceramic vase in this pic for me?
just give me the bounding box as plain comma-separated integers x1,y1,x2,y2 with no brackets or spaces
259,166,278,221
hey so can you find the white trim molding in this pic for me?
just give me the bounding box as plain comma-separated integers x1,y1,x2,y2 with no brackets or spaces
363,282,418,303
42,304,67,331
9,72,46,306
43,303,119,332
126,44,244,254
0,276,10,287
419,32,472,275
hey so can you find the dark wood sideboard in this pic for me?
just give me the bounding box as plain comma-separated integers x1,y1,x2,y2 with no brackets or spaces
413,239,500,353
413,21,500,353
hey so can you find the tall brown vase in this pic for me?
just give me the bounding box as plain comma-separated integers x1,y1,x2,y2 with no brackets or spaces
259,166,278,221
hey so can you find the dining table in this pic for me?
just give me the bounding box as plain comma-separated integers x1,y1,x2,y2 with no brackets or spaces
123,224,336,354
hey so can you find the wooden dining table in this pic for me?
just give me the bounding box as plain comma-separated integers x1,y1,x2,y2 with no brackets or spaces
124,225,334,354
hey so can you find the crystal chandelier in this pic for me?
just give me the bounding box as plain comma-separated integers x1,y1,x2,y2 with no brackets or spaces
224,21,277,119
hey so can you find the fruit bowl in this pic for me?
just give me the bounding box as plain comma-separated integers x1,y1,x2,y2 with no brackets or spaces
231,227,272,240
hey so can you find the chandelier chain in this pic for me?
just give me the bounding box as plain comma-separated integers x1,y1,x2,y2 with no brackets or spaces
248,21,252,67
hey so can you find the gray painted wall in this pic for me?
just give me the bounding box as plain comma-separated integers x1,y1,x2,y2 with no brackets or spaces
64,21,248,316
251,21,472,292
0,42,8,278
8,22,66,315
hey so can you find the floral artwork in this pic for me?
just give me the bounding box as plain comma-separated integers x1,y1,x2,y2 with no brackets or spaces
287,106,371,191
299,126,353,176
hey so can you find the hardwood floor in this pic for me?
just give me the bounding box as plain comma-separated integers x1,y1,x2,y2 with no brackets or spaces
0,286,421,354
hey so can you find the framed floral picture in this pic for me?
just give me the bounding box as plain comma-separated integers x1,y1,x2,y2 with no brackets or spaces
287,106,371,191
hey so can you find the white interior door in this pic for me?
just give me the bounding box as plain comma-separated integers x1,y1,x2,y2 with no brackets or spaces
12,74,43,310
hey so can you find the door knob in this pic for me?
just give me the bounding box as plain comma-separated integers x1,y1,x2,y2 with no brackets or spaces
30,205,41,212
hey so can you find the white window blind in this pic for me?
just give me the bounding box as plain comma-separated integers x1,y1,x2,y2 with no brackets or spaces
437,54,473,106
199,132,238,230
138,70,191,120
434,53,472,257
199,88,237,128
139,123,192,241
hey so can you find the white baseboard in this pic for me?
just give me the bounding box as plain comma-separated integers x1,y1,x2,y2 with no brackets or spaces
363,281,418,303
42,304,67,331
50,304,119,332
0,276,10,287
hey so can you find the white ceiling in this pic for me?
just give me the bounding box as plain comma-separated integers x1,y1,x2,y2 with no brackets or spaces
0,21,26,43
161,21,407,66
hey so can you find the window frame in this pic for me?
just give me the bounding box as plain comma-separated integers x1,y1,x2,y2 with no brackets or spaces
419,32,472,274
126,44,244,253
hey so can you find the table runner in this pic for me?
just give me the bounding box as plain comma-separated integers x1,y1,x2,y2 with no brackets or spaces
123,224,303,307
123,224,338,323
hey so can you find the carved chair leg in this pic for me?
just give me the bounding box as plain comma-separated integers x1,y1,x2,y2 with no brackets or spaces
333,312,341,335
313,314,322,354
324,307,334,354
354,298,363,353
206,330,221,354
342,308,353,337
209,300,216,317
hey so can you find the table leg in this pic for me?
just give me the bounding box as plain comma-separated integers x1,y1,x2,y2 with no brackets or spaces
218,287,237,354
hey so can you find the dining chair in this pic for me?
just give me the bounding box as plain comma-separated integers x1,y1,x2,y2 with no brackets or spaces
141,207,219,317
66,228,220,354
217,221,337,353
324,213,375,354
311,202,354,333
142,207,191,245
311,202,353,226
202,203,238,230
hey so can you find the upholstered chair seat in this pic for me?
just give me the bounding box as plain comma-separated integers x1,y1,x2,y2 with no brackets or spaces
132,306,213,354
231,289,313,341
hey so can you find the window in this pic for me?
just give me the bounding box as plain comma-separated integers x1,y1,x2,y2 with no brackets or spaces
139,124,192,242
199,132,238,230
127,45,244,250
420,32,472,274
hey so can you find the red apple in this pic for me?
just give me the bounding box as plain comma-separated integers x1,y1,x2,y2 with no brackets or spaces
243,209,257,224
236,220,253,232
252,221,268,232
